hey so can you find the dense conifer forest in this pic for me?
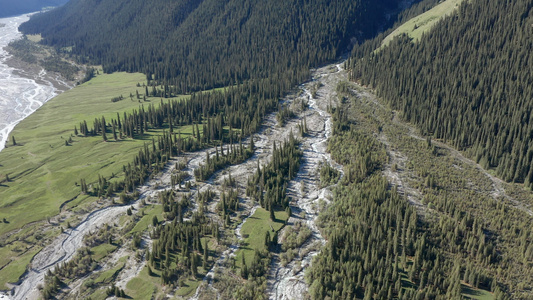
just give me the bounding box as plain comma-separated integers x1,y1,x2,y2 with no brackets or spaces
246,134,302,215
349,0,533,187
305,82,533,299
20,0,399,92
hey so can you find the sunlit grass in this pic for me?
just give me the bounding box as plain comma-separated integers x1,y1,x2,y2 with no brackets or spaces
379,0,467,49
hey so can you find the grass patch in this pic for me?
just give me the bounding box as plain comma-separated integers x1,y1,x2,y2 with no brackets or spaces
0,246,41,289
85,288,109,300
125,266,158,300
0,241,29,269
379,0,467,49
26,34,42,43
175,278,201,297
90,243,118,261
129,205,163,235
235,208,288,268
94,256,127,284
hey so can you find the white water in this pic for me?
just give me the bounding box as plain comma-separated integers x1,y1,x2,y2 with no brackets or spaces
0,14,67,152
0,14,72,300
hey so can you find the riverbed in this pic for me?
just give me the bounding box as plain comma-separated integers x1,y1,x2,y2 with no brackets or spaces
0,14,71,152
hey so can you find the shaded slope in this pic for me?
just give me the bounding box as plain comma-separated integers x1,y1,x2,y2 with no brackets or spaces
20,0,400,91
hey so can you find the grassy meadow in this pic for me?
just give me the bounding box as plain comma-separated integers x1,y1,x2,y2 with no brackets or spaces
0,71,191,288
235,208,288,270
380,0,467,49
0,71,190,235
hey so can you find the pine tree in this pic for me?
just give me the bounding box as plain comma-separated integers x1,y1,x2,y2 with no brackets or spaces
190,253,197,275
270,205,275,221
265,231,271,248
203,241,209,269
241,255,248,279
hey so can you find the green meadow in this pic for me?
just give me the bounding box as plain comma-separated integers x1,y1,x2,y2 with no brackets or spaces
0,71,190,235
462,283,495,300
380,0,467,49
235,208,288,270
0,71,191,288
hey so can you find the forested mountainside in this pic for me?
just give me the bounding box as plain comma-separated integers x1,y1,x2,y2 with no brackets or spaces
0,0,68,18
350,0,533,187
6,0,533,298
20,0,399,92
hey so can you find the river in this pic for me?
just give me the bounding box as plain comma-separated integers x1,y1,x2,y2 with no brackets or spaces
0,14,71,153
0,13,72,300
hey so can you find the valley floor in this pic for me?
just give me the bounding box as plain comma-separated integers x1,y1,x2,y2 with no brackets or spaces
3,55,533,299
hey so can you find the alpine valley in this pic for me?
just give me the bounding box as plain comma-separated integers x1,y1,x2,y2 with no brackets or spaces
1,0,532,299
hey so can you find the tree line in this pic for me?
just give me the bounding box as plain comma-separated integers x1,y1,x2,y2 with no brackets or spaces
76,79,282,198
194,138,254,181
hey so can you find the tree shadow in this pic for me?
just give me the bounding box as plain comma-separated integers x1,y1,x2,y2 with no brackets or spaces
461,284,490,299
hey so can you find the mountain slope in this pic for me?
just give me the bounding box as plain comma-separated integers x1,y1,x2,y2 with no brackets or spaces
350,0,533,188
20,0,399,92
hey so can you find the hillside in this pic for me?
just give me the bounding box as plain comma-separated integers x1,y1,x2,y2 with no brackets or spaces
338,0,533,297
0,0,68,18
350,0,533,188
4,0,533,298
19,0,399,92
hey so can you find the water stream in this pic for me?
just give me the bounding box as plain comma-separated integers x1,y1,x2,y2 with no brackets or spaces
0,14,71,153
